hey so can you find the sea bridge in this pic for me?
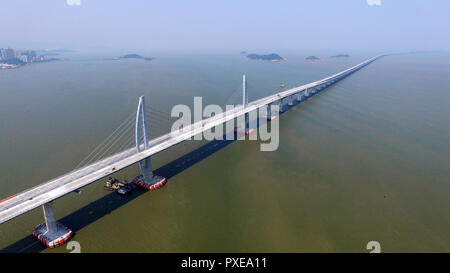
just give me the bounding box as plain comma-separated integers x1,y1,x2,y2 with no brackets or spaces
0,55,383,247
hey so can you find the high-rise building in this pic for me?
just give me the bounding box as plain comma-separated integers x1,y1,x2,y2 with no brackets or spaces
2,48,15,60
19,55,28,63
23,50,36,58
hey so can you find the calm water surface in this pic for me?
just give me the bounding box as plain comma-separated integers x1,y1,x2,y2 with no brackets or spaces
0,52,449,252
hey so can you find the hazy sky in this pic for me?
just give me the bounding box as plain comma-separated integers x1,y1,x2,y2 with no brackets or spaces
1,0,449,53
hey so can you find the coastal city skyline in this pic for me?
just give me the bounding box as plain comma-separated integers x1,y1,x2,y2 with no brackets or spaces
0,47,60,69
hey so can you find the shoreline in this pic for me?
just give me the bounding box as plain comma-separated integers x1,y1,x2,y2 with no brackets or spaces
0,59,62,70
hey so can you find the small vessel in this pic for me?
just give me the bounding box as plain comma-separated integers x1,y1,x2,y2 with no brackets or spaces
281,84,285,88
116,183,137,195
104,177,125,191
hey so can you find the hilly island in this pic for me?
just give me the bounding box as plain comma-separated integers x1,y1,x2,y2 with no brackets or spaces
105,54,154,61
246,53,284,61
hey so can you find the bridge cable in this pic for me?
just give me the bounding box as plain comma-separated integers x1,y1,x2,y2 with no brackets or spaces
89,119,138,164
74,112,136,170
80,115,136,167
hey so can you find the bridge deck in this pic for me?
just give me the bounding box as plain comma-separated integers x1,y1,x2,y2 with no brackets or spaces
0,55,382,224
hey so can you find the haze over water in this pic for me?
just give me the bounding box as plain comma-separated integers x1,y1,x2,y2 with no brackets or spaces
0,51,449,252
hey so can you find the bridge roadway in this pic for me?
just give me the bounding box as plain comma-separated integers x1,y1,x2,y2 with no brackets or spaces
0,55,383,224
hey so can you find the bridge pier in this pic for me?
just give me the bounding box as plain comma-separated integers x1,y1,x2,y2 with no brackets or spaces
133,96,167,190
260,102,277,120
32,202,73,248
279,97,287,113
136,157,167,190
297,91,303,102
303,89,308,99
288,95,294,106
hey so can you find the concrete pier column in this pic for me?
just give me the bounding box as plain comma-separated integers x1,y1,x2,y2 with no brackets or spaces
288,95,294,106
244,111,250,133
297,91,303,102
32,202,74,248
279,98,285,113
42,202,57,233
260,102,276,120
140,157,154,185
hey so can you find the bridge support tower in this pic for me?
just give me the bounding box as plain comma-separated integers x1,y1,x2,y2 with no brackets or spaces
132,96,167,190
235,74,254,135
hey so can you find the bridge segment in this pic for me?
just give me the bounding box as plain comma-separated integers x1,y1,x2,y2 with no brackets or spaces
0,55,383,247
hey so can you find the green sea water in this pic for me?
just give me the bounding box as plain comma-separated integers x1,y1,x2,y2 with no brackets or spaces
0,52,449,252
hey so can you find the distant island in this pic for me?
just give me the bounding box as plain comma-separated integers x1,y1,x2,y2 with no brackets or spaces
105,54,154,61
240,51,247,55
331,54,350,58
0,47,60,69
305,56,320,60
246,53,284,61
